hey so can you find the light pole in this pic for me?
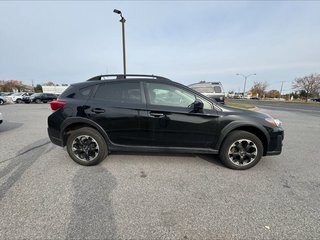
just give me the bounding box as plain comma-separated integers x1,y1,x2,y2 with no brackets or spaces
113,9,126,77
236,73,256,97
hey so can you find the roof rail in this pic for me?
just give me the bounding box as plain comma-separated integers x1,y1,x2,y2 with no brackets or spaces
87,74,170,81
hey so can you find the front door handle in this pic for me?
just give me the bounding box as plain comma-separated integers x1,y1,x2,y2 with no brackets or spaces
92,108,105,113
150,112,164,118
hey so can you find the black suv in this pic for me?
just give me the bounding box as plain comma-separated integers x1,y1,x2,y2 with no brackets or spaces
24,93,57,103
48,74,284,170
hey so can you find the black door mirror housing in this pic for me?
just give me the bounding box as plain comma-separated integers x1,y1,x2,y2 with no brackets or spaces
193,99,204,113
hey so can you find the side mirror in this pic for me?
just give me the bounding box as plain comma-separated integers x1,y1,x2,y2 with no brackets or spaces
193,99,204,112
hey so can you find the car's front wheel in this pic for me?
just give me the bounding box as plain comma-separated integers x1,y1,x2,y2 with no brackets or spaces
219,130,263,170
0,99,4,105
66,127,108,166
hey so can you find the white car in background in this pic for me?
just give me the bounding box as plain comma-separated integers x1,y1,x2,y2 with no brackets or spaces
0,96,6,105
7,92,32,103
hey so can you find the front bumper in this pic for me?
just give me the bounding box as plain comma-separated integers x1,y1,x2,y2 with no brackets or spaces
266,129,284,156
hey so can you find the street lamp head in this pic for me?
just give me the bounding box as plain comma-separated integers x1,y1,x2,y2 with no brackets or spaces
113,9,122,14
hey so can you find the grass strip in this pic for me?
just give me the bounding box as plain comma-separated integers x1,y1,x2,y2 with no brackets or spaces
226,102,256,109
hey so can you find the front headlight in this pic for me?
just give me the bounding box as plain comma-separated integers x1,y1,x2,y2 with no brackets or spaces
265,118,282,127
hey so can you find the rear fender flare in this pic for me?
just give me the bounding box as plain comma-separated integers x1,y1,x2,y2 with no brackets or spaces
60,117,111,147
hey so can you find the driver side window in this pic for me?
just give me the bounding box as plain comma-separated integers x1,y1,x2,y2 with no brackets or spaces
146,82,212,110
146,82,195,108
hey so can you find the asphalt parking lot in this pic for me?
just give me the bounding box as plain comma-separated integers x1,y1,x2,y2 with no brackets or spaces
0,104,319,239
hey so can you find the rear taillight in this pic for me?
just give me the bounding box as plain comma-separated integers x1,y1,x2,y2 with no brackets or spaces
50,101,65,111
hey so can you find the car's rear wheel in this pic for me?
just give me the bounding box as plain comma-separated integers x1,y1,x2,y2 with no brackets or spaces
16,99,22,104
219,130,263,170
66,127,108,166
0,99,4,105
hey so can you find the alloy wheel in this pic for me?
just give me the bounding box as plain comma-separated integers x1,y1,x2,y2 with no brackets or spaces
71,135,100,162
228,139,258,166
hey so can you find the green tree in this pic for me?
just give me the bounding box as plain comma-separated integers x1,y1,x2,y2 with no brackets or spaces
266,90,280,98
42,81,55,86
34,84,43,93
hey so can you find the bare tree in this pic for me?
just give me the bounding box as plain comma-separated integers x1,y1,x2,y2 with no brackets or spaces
250,81,268,98
292,73,320,101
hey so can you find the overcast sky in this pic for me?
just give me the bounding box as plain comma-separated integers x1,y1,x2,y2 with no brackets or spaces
1,1,320,93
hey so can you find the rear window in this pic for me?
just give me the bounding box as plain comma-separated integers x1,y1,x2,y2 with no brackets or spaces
192,86,214,93
213,86,222,93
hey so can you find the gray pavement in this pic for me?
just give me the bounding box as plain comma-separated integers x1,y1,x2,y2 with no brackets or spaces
0,104,319,239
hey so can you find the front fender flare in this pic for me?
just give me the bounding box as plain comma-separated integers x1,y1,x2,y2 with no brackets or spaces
215,121,270,151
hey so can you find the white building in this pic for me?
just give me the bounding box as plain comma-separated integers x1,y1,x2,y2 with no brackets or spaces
42,85,69,95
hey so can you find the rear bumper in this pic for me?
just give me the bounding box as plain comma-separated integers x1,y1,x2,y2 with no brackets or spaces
48,128,63,147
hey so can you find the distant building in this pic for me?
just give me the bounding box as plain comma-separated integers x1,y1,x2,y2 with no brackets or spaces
42,85,68,94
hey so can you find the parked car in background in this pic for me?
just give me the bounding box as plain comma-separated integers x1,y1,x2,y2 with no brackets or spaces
25,93,57,103
0,92,13,96
48,74,284,170
6,92,34,103
311,98,320,102
189,81,225,104
0,96,6,105
250,96,260,100
20,92,35,103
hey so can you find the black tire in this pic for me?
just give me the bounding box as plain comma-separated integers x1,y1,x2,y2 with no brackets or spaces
66,127,108,166
35,99,41,104
0,99,4,105
219,130,263,170
16,99,22,104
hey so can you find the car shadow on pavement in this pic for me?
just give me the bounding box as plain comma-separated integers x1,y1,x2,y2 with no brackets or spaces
197,154,224,167
110,152,224,167
0,121,23,133
67,166,118,239
0,138,52,201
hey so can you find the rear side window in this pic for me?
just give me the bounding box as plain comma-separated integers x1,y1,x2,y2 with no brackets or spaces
93,82,142,104
61,85,94,100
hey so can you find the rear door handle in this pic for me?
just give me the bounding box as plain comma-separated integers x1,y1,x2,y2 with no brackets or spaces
150,112,165,118
92,108,105,113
